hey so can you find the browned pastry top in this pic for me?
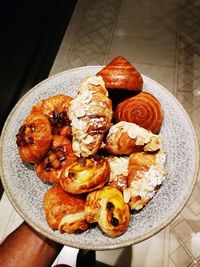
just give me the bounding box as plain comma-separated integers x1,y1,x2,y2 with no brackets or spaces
97,56,143,92
43,184,88,233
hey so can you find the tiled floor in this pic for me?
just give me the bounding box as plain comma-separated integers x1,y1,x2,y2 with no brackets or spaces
1,0,200,266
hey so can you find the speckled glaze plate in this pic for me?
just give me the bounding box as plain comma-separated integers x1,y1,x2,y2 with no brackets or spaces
0,66,199,250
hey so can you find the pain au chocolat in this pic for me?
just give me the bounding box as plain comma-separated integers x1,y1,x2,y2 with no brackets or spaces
97,56,143,92
114,92,164,134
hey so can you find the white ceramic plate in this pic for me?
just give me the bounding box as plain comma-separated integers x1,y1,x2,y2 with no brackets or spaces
0,66,199,250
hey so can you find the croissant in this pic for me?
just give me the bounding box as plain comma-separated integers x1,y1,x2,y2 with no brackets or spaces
35,135,77,184
85,186,130,237
31,94,72,137
43,185,88,234
68,76,113,157
16,112,52,163
97,56,143,92
60,156,110,194
124,149,167,211
105,121,162,155
114,92,164,134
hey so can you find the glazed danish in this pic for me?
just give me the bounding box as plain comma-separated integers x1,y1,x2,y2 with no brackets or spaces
105,121,162,155
43,185,88,234
114,92,164,134
35,135,77,184
68,75,113,157
31,94,72,137
85,186,130,237
16,112,52,163
60,156,110,194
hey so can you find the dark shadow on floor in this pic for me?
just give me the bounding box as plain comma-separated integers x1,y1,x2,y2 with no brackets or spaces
96,246,132,267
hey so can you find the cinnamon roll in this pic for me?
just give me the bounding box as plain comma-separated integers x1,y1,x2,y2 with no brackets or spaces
114,92,164,134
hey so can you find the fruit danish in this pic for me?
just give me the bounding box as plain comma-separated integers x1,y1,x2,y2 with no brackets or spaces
43,185,88,234
85,186,130,237
97,56,143,92
68,75,113,157
124,149,167,211
16,112,52,163
114,92,164,134
105,121,162,155
60,156,110,194
31,94,72,137
35,135,77,184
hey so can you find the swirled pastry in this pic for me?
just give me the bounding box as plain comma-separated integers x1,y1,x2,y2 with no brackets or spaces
35,135,77,184
85,186,130,237
107,156,129,191
43,185,88,234
16,112,52,163
97,56,143,92
105,121,162,155
114,92,164,134
31,94,72,137
60,156,110,194
124,149,167,211
68,76,113,157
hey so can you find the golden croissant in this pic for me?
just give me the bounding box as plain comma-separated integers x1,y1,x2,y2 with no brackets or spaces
43,185,88,234
124,149,167,211
68,75,113,157
105,121,162,155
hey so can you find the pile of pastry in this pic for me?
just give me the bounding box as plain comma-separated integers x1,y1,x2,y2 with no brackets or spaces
16,56,167,238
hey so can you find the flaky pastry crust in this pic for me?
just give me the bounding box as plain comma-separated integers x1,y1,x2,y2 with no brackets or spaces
68,76,113,157
43,185,88,234
97,56,143,92
60,156,110,194
105,121,162,155
124,149,167,211
85,186,130,237
35,135,77,184
16,112,52,163
114,92,163,134
31,94,72,137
